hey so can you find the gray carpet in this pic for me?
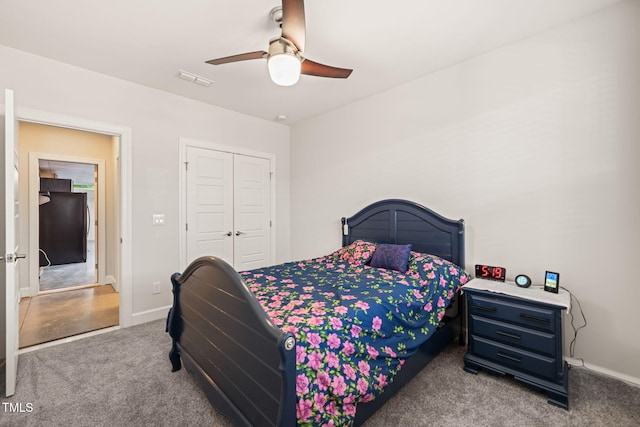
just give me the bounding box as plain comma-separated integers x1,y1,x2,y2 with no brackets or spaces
1,320,639,426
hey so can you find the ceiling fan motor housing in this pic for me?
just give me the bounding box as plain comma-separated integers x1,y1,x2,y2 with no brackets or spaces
268,37,301,59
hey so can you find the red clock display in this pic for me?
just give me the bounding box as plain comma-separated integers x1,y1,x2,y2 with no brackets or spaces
475,264,506,282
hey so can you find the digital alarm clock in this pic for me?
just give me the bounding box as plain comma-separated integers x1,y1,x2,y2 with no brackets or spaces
475,264,506,282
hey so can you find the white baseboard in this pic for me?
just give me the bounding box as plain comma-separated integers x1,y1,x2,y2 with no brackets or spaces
104,275,116,285
566,357,640,388
131,305,172,326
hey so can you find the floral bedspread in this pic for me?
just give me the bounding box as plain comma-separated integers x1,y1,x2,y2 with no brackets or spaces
241,252,469,426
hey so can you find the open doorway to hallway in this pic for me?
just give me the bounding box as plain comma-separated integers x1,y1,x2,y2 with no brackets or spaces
17,122,120,348
38,159,97,293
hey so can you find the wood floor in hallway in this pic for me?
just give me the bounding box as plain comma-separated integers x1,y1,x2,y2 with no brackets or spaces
19,285,119,349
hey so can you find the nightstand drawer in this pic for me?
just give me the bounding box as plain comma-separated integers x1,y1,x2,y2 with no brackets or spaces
468,292,556,333
470,315,556,356
473,336,557,381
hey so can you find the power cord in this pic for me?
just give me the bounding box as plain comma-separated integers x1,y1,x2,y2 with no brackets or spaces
530,283,587,368
561,285,587,368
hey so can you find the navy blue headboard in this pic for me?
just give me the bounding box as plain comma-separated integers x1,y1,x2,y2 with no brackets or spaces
341,199,465,268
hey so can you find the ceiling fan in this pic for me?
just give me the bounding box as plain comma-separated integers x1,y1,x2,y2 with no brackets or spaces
205,0,352,86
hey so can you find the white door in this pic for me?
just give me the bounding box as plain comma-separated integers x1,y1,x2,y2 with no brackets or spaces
185,147,234,265
3,89,22,397
184,147,271,270
233,155,271,271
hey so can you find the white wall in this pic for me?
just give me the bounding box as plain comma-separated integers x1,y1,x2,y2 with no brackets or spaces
290,1,640,381
0,45,290,321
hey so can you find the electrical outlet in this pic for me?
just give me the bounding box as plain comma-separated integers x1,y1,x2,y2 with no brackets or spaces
152,282,161,294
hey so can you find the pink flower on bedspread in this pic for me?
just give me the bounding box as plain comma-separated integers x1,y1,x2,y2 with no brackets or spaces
383,346,397,358
424,301,433,312
342,363,357,381
342,340,355,356
366,345,379,359
329,317,343,329
334,306,348,315
307,332,322,348
357,378,369,395
317,370,331,391
354,300,369,311
358,360,370,376
296,398,313,422
327,333,341,349
331,375,347,396
308,316,324,327
296,374,310,395
344,402,357,417
376,374,389,390
372,316,382,331
314,393,327,412
307,351,323,370
326,351,340,369
350,325,362,338
325,401,338,416
437,296,445,308
296,345,307,363
288,315,304,324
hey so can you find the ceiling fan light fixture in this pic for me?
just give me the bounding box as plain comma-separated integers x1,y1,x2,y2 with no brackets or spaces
268,53,301,86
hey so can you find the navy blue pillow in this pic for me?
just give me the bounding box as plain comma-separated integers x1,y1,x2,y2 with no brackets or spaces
369,243,412,272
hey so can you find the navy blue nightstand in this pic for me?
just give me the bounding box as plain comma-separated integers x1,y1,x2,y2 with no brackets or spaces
463,280,570,409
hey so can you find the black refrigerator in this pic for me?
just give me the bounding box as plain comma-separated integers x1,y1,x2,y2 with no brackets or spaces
39,191,88,266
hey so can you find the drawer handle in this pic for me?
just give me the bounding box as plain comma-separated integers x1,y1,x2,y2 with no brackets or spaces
472,304,496,313
520,314,550,324
495,330,521,340
497,352,521,363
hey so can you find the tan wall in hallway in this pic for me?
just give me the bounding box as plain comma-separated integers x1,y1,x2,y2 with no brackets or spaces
18,122,118,294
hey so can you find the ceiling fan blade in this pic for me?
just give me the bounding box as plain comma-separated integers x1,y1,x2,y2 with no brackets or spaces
206,51,267,65
281,0,305,52
301,59,353,79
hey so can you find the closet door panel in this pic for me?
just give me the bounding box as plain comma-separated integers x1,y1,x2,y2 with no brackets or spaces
233,155,271,271
186,147,233,266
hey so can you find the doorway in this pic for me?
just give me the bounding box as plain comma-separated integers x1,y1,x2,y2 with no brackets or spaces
38,159,98,293
18,122,120,348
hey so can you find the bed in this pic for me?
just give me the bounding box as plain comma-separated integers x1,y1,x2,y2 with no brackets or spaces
167,199,468,426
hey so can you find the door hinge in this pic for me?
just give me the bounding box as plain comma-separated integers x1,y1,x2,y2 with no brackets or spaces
184,161,189,171
186,223,189,232
270,220,272,227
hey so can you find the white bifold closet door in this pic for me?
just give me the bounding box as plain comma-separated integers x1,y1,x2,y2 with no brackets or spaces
185,146,271,271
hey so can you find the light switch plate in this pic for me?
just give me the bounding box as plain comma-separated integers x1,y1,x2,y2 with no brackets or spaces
152,214,165,226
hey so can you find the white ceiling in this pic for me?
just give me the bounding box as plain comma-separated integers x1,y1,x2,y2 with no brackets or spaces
0,0,623,124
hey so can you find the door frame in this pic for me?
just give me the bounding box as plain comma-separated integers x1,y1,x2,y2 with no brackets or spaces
178,137,276,272
16,107,133,327
28,153,106,295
